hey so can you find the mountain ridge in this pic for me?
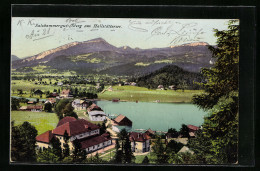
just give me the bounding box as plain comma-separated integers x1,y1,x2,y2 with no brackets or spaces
12,38,213,75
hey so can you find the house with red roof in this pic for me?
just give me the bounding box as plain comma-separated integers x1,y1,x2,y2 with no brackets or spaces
19,105,43,112
129,132,151,153
59,89,73,98
35,117,112,154
187,125,200,137
111,114,132,133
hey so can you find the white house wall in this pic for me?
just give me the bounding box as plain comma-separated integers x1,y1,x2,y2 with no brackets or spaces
70,129,99,141
85,140,112,153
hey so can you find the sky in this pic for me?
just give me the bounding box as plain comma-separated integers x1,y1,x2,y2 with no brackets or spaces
11,18,232,58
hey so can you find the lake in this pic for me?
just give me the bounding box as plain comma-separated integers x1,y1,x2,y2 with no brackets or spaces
96,101,207,132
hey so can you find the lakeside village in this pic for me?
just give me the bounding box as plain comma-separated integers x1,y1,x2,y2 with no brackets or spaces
13,87,200,163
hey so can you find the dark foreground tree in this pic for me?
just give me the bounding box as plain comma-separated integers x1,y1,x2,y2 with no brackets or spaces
179,124,190,138
11,97,20,110
152,135,168,164
190,20,239,164
113,129,135,163
37,148,59,163
50,137,62,160
44,102,52,112
72,138,86,163
63,130,70,158
11,121,38,162
142,156,150,164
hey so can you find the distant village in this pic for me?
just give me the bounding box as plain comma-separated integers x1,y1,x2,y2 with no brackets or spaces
17,88,200,157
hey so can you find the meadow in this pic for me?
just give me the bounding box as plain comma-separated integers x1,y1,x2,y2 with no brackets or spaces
11,111,59,135
98,86,203,103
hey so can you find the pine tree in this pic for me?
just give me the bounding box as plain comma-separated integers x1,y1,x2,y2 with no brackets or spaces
152,135,168,164
190,20,239,164
50,137,62,160
63,130,70,158
72,138,86,163
142,156,150,164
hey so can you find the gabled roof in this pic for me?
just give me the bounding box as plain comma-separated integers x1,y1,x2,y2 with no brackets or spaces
57,116,77,127
88,110,106,116
20,106,43,110
53,119,99,136
114,114,132,126
187,125,199,131
87,103,102,111
114,114,126,123
129,132,150,142
61,89,71,95
79,134,111,149
146,128,155,135
73,99,81,104
36,130,54,144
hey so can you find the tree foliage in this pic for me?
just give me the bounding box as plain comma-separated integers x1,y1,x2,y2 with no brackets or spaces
179,124,190,138
113,129,135,163
72,138,86,163
55,99,78,119
151,135,168,164
37,148,60,163
11,121,38,162
44,102,52,112
11,97,20,110
50,137,62,160
135,65,204,90
190,20,239,164
142,156,150,164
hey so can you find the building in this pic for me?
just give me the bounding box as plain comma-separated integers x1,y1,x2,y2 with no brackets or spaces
35,117,113,154
169,85,177,90
48,92,59,98
57,82,63,86
19,105,43,112
157,85,164,90
178,146,194,154
72,99,89,110
27,101,37,104
129,132,151,153
45,98,56,104
60,89,73,98
145,129,155,138
107,86,113,91
88,111,107,121
34,89,44,95
87,103,103,112
187,125,199,137
130,82,137,86
111,114,132,133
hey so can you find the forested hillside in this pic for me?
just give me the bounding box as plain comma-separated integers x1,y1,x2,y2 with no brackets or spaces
132,65,204,90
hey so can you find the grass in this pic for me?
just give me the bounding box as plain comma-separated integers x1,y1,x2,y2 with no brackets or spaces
98,86,203,103
11,111,59,135
100,151,115,161
134,153,157,164
11,80,61,94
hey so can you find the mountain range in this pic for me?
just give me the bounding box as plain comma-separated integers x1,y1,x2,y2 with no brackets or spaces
11,55,20,61
12,38,214,76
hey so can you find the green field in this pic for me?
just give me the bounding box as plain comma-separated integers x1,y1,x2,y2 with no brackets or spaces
98,86,203,103
11,111,59,135
134,153,157,164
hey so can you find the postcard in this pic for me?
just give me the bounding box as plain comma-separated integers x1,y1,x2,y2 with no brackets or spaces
10,17,239,165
